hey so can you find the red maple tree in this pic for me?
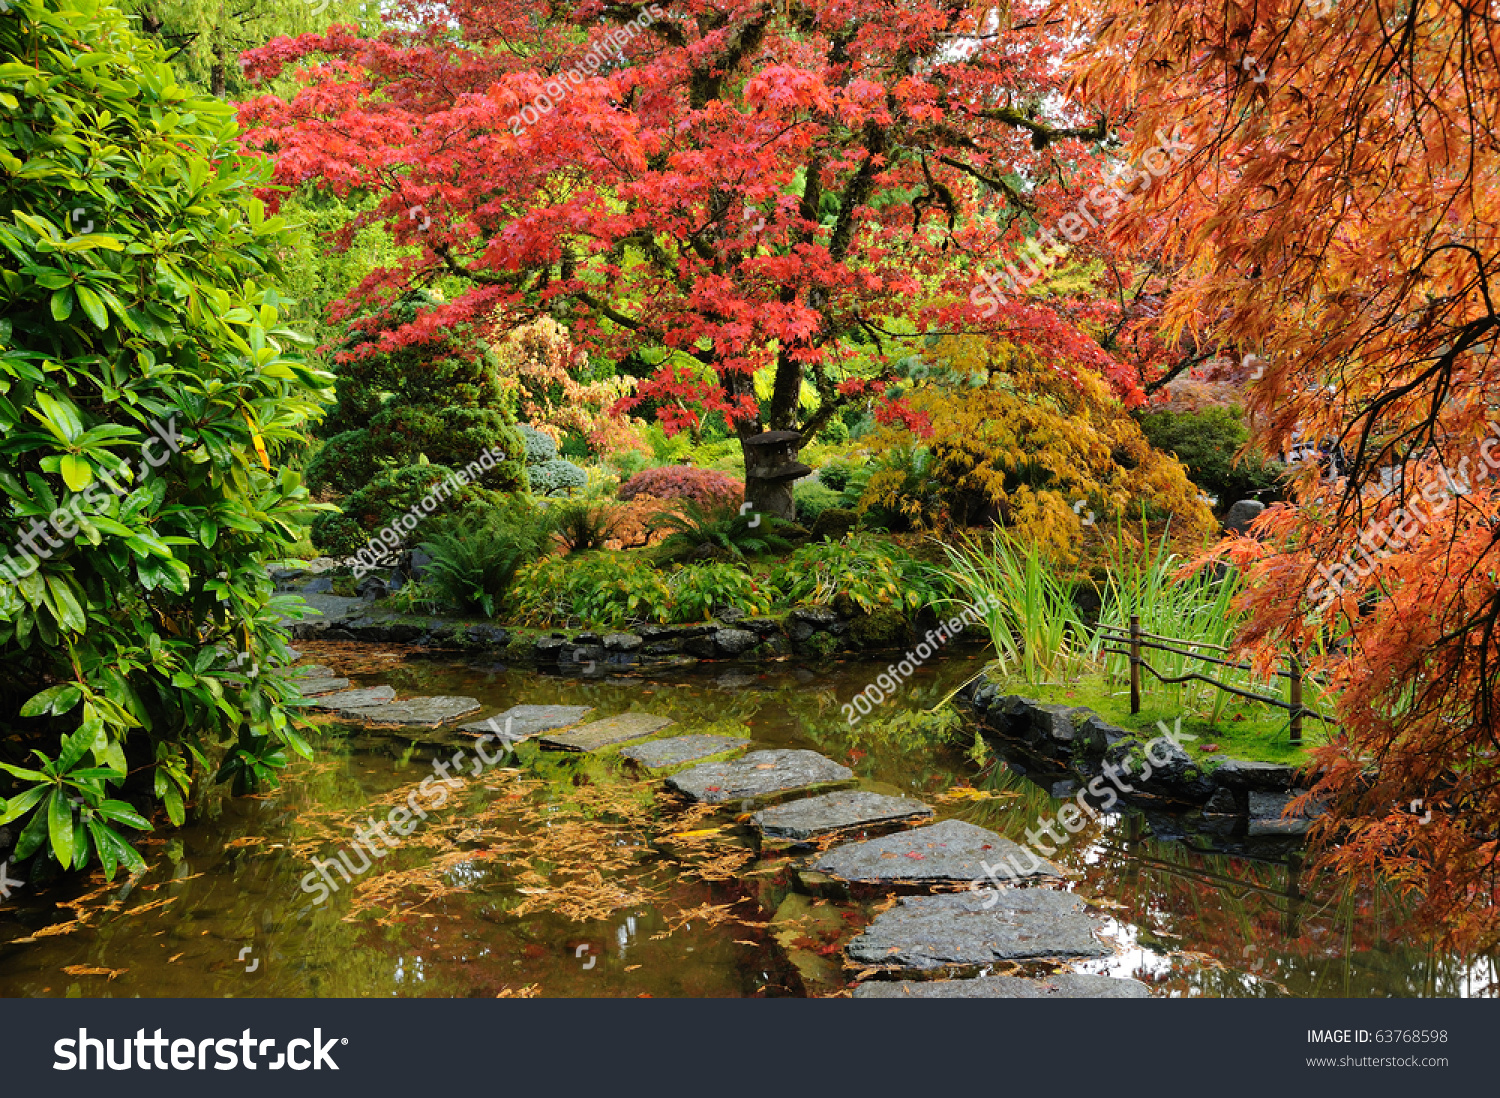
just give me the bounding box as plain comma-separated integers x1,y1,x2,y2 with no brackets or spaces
238,0,1181,511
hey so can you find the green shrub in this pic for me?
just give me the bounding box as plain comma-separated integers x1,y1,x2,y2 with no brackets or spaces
418,500,549,617
794,481,842,524
809,507,860,542
1137,406,1284,507
0,0,332,877
817,456,861,494
310,464,493,558
510,554,774,627
772,534,947,614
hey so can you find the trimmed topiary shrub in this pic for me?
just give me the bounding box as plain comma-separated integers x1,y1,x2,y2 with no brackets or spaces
310,464,497,558
618,466,744,509
516,423,558,465
528,458,588,497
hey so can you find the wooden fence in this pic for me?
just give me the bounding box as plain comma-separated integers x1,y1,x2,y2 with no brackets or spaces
1097,615,1334,744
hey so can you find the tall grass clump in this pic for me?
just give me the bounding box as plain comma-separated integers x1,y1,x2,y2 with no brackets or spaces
940,533,1089,684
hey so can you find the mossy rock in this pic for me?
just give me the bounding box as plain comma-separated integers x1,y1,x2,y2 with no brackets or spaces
800,631,841,659
847,605,911,648
808,507,859,542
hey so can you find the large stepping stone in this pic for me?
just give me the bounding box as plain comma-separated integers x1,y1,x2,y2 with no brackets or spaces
853,973,1149,999
311,685,395,711
753,791,933,841
667,749,853,804
813,818,1060,884
621,734,749,770
847,890,1110,969
337,695,482,727
540,712,674,752
288,664,334,679
293,676,352,697
457,704,594,742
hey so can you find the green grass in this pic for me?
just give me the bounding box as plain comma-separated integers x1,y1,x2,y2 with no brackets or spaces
984,668,1319,766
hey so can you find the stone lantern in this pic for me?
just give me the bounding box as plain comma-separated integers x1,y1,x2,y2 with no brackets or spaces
742,429,812,521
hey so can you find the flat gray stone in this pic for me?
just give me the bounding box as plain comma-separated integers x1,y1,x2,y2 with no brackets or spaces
814,818,1060,884
288,664,334,679
667,749,853,803
1247,790,1321,836
293,676,352,697
540,712,674,752
620,734,749,770
336,695,481,727
853,973,1149,998
458,704,594,742
847,890,1110,969
753,791,933,841
1214,758,1300,790
311,685,396,711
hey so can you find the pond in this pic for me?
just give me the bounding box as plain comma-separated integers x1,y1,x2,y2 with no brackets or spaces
0,645,1493,998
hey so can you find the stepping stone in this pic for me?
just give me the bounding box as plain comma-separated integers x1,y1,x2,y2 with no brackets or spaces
753,791,932,841
813,818,1060,884
288,664,334,679
540,712,674,752
853,973,1149,999
310,685,396,711
293,676,352,697
621,734,750,770
847,890,1110,969
336,695,482,727
457,704,594,742
667,749,853,804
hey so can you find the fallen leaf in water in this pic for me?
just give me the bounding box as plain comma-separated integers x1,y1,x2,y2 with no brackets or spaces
63,966,127,980
167,953,183,964
125,897,177,917
625,964,641,972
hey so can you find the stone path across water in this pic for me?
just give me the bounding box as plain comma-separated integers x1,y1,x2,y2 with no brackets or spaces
458,704,595,741
621,734,750,770
812,818,1061,885
846,890,1111,968
667,749,854,803
753,790,933,841
540,712,675,752
282,650,1142,998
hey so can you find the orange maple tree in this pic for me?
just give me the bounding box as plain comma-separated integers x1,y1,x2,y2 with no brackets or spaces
1071,0,1500,947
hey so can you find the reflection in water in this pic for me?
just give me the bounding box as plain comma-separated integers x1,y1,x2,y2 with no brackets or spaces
0,644,1493,998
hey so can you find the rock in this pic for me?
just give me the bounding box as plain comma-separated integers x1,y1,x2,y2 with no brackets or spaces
311,685,396,711
1203,787,1240,815
302,575,334,595
1076,713,1130,755
336,695,482,727
714,628,761,657
813,818,1060,884
603,633,643,652
1031,704,1090,747
287,664,334,679
715,607,747,624
1248,790,1322,836
406,548,434,582
561,644,604,670
808,507,858,542
458,704,593,741
683,635,718,658
740,618,783,637
1212,758,1301,791
1223,499,1266,534
667,749,853,803
847,890,1111,969
751,791,933,841
1105,735,1215,801
292,676,351,697
573,631,602,646
355,574,389,599
786,605,838,643
540,712,675,752
533,636,569,662
642,642,681,656
462,624,510,649
853,973,1149,999
620,734,750,770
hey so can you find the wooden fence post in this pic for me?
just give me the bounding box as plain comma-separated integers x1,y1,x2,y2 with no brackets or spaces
1129,613,1142,715
1288,653,1303,744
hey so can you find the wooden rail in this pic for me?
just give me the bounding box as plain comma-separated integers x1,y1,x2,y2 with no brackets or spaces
1102,615,1334,743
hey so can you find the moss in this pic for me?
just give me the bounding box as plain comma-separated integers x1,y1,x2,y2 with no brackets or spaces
801,631,841,659
846,605,911,648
